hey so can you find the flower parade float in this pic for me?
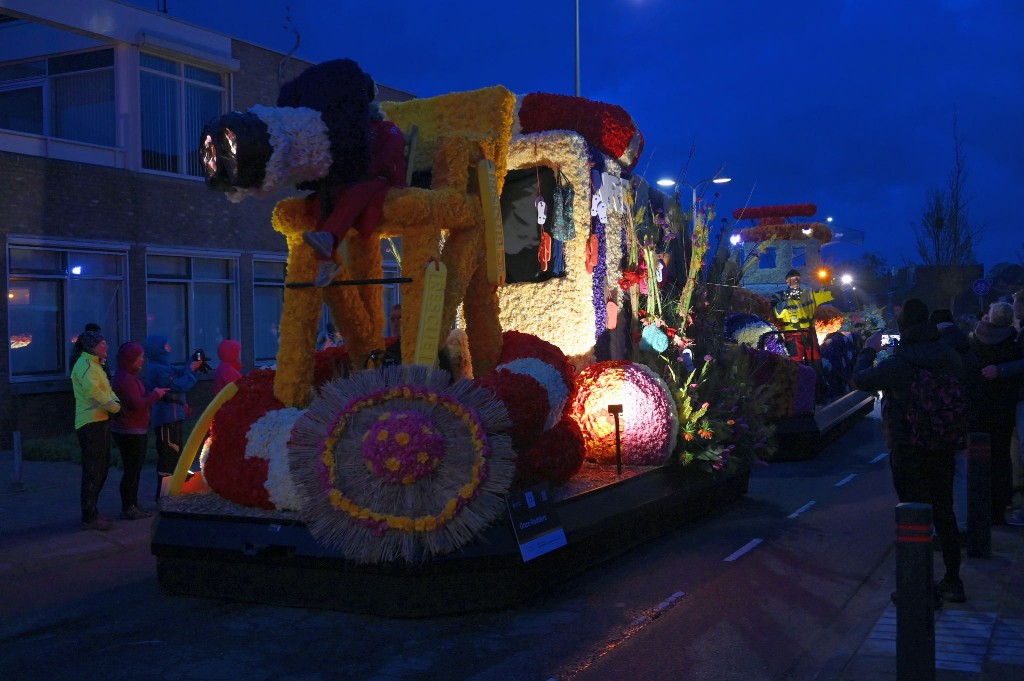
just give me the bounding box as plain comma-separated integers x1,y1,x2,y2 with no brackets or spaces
152,59,787,616
722,203,876,460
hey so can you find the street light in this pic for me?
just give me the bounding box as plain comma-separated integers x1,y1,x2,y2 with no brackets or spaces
654,169,731,262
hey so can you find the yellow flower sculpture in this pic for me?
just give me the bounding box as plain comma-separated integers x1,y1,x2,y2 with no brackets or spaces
271,198,372,406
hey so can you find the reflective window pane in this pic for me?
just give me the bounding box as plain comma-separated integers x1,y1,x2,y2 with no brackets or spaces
253,285,283,361
0,86,44,135
68,252,122,277
10,248,62,274
147,255,187,278
68,279,123,357
8,279,61,375
193,257,230,280
140,72,179,173
51,70,115,146
140,53,177,75
253,261,286,281
48,49,114,75
147,282,188,364
194,282,230,356
0,59,46,82
184,64,221,86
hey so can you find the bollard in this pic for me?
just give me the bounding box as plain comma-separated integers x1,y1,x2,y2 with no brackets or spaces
967,432,991,558
895,502,935,681
11,430,25,491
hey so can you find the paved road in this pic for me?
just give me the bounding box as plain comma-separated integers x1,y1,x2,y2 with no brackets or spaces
0,410,914,680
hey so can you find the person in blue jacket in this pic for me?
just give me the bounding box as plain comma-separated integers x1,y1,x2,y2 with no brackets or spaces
143,335,201,500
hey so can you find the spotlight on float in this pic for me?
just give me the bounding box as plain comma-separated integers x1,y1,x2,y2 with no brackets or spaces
729,234,742,246
608,404,623,476
841,274,853,286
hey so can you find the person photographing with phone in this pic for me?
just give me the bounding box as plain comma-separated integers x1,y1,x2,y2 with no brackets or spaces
143,335,202,500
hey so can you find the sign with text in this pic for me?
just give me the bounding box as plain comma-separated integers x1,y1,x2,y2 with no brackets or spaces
506,484,567,562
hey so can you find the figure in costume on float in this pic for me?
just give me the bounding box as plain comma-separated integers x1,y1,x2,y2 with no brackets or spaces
302,82,408,288
772,268,833,361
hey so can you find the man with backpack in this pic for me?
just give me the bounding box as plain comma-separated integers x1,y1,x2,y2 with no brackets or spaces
851,298,967,603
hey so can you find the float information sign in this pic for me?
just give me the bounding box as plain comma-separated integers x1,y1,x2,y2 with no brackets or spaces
506,484,567,562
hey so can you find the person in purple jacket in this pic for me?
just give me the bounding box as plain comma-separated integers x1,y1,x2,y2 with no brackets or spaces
111,342,168,519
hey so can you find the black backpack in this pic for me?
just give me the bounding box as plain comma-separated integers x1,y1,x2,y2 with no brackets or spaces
906,366,968,449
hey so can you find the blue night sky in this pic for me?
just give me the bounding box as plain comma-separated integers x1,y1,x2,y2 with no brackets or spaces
129,0,1023,271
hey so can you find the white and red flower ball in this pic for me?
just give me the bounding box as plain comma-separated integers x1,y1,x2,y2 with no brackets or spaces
476,331,584,483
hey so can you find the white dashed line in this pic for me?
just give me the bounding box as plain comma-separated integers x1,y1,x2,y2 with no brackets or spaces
834,474,857,487
724,538,763,562
870,452,890,463
788,500,817,519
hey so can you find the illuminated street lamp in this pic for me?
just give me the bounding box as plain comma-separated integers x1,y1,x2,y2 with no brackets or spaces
840,273,853,286
655,168,732,244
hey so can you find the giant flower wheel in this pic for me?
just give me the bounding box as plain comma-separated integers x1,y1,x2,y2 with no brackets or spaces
288,366,515,563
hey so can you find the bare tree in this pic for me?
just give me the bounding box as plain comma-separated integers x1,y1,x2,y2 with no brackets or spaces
914,111,980,266
278,6,302,87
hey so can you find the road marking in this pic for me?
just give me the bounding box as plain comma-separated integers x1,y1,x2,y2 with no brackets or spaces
724,538,763,562
787,500,816,519
834,474,857,487
870,452,889,463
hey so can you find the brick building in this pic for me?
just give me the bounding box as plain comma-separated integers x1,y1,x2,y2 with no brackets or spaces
0,1,409,444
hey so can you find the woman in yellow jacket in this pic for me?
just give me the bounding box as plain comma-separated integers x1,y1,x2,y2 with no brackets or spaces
71,331,121,530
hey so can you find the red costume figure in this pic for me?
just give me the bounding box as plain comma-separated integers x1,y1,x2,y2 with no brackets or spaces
304,117,408,287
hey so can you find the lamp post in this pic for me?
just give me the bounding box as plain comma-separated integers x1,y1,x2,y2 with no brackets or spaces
574,0,581,96
657,169,732,259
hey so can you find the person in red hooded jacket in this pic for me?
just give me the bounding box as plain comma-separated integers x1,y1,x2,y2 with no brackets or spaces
111,342,168,520
213,339,244,394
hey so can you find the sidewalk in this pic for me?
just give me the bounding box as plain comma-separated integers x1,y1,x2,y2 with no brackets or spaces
0,453,154,579
827,524,1024,680
2,451,1023,680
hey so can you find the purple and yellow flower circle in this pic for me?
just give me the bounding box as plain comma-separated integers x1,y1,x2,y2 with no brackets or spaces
361,410,445,484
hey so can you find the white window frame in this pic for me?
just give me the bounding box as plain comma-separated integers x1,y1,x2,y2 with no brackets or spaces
138,52,226,179
252,255,286,366
0,48,116,148
6,237,129,381
145,248,240,365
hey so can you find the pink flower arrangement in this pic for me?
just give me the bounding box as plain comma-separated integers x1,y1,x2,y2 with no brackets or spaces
360,410,446,485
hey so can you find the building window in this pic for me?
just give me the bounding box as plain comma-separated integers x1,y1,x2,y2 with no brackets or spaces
0,49,115,147
6,243,126,378
140,53,225,177
759,247,777,270
792,246,806,269
146,253,237,364
253,259,285,364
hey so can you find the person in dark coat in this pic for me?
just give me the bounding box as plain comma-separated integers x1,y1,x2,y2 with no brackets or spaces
930,307,978,536
852,298,966,602
969,301,1023,524
987,290,1024,524
111,342,168,519
143,335,201,499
